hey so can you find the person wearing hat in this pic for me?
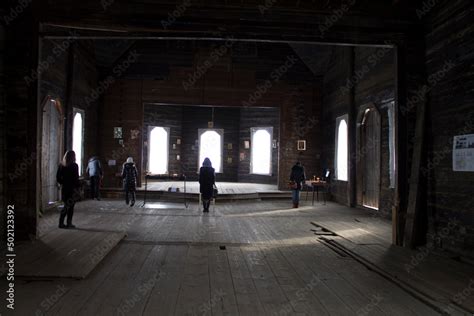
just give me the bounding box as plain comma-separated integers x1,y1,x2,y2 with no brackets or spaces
122,157,138,206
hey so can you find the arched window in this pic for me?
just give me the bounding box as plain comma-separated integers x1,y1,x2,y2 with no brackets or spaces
148,127,169,174
199,129,223,173
72,110,84,175
335,115,348,181
251,127,272,175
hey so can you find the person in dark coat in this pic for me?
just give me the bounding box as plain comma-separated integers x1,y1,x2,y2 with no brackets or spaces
56,150,80,228
290,161,306,208
86,156,103,200
199,157,215,212
122,157,138,206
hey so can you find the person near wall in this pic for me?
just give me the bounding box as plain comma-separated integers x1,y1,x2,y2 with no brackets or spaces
199,157,215,213
122,157,138,207
86,156,103,200
56,150,80,229
290,161,306,208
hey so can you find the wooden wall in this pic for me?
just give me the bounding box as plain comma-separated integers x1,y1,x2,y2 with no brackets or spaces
321,46,396,216
99,80,143,188
424,0,474,258
4,8,38,239
99,42,321,189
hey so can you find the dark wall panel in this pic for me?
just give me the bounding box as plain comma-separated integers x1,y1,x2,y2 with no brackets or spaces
424,0,474,258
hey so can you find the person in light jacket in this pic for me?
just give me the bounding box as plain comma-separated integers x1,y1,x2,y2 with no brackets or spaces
86,156,103,200
289,161,306,208
198,158,215,212
122,157,138,206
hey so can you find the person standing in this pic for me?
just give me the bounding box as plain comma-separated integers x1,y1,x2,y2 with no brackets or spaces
199,157,215,212
122,157,138,206
86,156,103,200
290,161,306,208
56,150,80,228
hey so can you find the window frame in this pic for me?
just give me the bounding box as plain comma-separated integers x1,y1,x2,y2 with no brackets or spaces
72,108,85,176
250,126,273,176
198,128,224,173
335,114,349,182
147,126,170,175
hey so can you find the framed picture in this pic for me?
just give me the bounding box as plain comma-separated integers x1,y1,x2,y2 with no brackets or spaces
297,140,306,151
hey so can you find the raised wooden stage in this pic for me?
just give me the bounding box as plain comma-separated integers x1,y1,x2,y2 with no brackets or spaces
101,181,291,202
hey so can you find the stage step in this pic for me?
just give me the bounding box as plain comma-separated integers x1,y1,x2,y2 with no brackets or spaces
100,188,292,202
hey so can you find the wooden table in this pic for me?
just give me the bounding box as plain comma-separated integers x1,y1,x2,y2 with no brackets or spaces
305,180,328,205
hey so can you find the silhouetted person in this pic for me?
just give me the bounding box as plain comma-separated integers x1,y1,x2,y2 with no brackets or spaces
290,161,306,208
199,157,215,212
122,157,138,206
86,156,103,200
56,150,80,228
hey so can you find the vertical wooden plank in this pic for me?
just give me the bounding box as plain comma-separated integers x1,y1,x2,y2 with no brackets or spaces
404,98,426,248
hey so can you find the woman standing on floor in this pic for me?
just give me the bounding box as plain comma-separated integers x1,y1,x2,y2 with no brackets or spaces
199,157,215,212
289,161,306,208
122,157,138,206
56,150,80,228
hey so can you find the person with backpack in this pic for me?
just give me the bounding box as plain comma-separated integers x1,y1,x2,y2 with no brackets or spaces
86,156,103,200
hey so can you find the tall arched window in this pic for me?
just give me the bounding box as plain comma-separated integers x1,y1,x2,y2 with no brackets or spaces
251,127,272,175
335,115,348,181
72,110,84,175
199,129,223,173
149,127,169,174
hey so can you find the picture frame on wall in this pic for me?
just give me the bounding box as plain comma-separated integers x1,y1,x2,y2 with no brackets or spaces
297,140,306,151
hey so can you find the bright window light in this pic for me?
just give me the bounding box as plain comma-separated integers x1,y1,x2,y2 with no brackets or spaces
336,116,348,181
149,127,169,174
251,128,272,175
199,130,222,172
72,112,83,175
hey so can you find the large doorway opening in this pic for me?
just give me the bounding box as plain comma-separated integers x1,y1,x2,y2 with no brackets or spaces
41,98,64,210
357,106,381,210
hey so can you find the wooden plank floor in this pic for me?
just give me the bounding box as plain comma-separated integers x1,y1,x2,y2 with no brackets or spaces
0,200,452,315
14,230,126,279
